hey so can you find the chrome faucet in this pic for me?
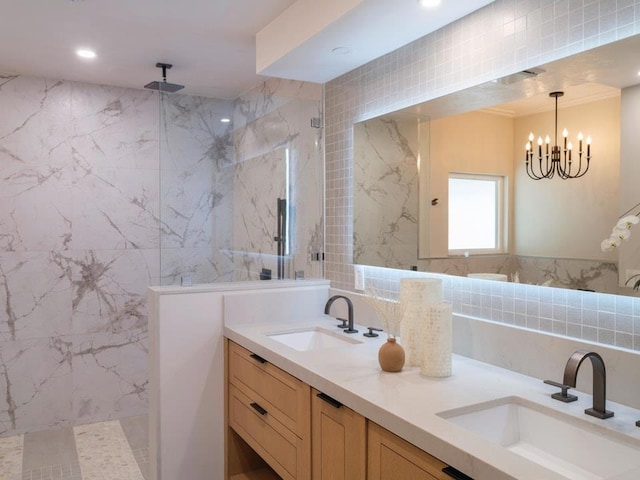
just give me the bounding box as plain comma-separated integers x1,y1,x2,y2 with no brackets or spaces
563,350,614,419
324,295,358,333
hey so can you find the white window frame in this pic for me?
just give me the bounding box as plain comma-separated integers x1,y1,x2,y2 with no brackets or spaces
447,172,506,255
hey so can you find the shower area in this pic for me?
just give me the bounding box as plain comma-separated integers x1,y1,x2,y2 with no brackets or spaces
158,81,324,285
0,74,323,439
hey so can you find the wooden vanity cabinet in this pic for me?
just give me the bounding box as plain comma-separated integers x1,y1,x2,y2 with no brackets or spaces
367,421,450,480
311,388,366,480
226,339,460,480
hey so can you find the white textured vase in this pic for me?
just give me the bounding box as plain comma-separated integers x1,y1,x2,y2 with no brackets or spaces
419,302,453,377
399,278,443,366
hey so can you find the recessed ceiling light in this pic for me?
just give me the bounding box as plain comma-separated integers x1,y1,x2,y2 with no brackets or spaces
331,47,350,55
418,0,441,7
76,49,96,59
220,118,231,123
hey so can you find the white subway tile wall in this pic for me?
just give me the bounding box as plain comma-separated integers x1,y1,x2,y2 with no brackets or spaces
324,0,640,350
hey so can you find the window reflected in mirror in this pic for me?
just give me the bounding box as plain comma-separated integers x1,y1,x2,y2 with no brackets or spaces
448,173,505,254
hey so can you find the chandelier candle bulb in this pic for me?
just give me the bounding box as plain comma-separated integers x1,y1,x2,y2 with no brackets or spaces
538,136,542,156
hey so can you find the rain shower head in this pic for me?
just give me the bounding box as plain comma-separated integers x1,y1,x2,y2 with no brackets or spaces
144,63,184,93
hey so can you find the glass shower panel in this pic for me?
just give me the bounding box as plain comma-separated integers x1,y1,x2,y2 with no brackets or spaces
230,86,324,281
159,80,324,285
158,91,235,285
228,147,288,280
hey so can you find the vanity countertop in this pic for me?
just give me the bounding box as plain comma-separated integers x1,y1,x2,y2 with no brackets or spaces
225,317,640,480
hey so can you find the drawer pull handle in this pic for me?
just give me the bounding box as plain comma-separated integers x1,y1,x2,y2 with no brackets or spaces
442,466,474,480
250,402,267,415
317,392,343,409
250,353,267,364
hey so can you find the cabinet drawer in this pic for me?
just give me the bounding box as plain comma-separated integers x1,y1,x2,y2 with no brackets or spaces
229,384,310,480
229,341,310,438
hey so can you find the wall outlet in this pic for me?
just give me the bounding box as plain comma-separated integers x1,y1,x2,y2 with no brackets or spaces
354,265,365,291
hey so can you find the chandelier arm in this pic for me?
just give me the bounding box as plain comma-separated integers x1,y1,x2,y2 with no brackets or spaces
573,159,590,178
526,155,545,180
574,156,584,177
539,156,550,178
562,148,571,178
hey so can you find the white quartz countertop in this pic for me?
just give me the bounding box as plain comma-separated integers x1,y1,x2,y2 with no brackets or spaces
225,317,640,480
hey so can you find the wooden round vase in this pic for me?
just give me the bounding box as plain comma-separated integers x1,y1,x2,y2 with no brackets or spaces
378,337,405,372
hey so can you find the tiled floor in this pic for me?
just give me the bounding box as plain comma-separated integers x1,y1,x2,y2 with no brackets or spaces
0,415,148,480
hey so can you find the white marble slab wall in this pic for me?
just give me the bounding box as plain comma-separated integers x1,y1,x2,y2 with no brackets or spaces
159,93,235,284
325,1,640,349
353,118,419,270
0,75,158,436
231,79,324,280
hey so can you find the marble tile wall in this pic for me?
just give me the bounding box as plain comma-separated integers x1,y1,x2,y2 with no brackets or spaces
353,117,419,270
230,79,324,280
0,75,158,436
325,1,640,348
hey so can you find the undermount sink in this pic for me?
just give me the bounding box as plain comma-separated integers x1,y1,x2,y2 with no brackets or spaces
438,396,640,480
267,327,362,352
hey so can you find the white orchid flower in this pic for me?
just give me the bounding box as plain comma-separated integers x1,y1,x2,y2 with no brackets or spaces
616,215,640,230
611,228,631,241
601,237,621,252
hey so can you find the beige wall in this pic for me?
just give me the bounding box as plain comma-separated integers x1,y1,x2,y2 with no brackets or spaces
513,96,620,261
428,111,514,257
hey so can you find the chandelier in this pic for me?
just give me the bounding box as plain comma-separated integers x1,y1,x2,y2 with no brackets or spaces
525,91,591,180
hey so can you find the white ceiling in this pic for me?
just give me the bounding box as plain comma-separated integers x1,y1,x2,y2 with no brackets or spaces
0,0,495,99
0,0,296,99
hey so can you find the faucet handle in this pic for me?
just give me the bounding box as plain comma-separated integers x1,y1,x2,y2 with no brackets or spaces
336,318,349,329
363,327,383,338
543,379,578,403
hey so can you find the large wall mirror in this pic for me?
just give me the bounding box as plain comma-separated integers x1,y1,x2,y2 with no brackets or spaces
354,34,640,296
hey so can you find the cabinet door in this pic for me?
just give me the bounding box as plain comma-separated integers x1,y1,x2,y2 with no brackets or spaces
312,389,366,480
367,421,449,480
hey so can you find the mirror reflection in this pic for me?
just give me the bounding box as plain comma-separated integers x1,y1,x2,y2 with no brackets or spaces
353,35,640,296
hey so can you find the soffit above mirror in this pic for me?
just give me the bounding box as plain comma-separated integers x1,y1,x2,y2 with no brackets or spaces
256,0,496,83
